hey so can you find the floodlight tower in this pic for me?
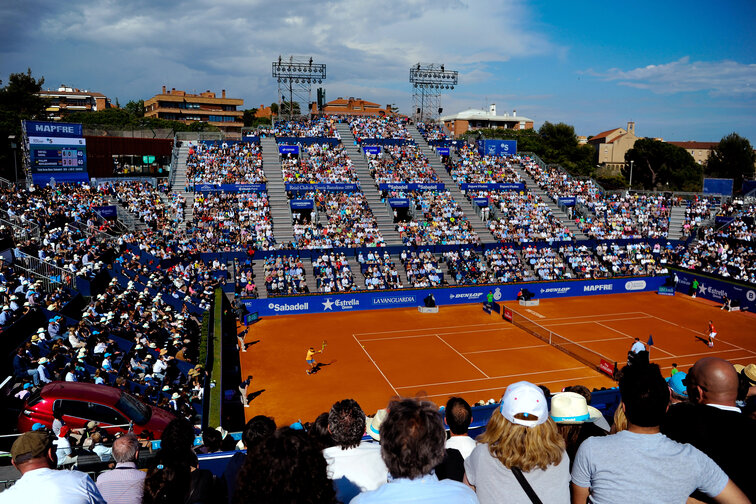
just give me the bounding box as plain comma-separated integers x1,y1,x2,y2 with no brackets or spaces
272,55,327,119
409,63,458,123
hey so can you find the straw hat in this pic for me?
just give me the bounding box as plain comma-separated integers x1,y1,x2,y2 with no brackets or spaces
550,392,604,425
366,409,388,441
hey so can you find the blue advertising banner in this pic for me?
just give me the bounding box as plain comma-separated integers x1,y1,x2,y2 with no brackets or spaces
285,183,359,192
437,147,450,156
703,178,733,196
388,198,409,208
279,145,300,155
276,137,340,147
378,183,445,191
242,276,665,316
95,205,118,220
460,183,524,192
362,146,381,155
657,285,676,296
473,198,489,207
558,197,577,207
357,138,412,146
743,180,756,194
24,120,83,138
714,216,735,226
290,199,314,209
477,139,517,157
194,184,266,193
673,270,756,312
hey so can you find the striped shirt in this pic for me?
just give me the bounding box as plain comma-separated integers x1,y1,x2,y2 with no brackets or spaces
96,462,146,504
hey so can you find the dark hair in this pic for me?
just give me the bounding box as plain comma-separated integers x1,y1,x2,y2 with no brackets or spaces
309,412,334,450
143,464,191,504
234,428,337,504
380,398,445,479
242,415,276,449
327,399,365,449
562,385,592,403
202,428,222,453
157,418,197,468
618,363,669,427
445,397,472,435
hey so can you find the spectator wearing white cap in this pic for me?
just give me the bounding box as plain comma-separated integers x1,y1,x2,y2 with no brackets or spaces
37,357,52,384
464,381,569,504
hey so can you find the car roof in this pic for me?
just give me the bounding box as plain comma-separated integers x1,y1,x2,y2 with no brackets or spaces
41,382,123,405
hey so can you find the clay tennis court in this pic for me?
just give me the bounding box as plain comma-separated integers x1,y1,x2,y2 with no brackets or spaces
239,292,756,424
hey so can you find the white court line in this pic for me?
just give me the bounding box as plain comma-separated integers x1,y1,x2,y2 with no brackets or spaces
419,374,604,399
358,326,512,342
352,334,398,396
542,316,651,327
532,311,647,322
594,321,676,357
639,312,756,356
395,366,587,390
435,334,489,379
355,322,504,337
460,336,628,356
646,347,755,361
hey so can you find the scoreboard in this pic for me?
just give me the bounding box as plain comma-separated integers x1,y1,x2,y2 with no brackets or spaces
23,121,89,184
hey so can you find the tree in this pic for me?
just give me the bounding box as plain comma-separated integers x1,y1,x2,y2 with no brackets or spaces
279,100,300,117
0,69,49,179
123,99,144,118
242,108,259,127
269,102,279,115
705,133,756,193
624,138,702,191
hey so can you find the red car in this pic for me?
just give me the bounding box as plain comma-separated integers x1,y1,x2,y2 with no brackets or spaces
18,382,176,439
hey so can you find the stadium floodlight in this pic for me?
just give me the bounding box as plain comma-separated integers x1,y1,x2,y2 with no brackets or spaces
409,63,458,122
272,56,327,119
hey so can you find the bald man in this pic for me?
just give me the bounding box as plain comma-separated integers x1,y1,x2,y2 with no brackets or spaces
661,357,756,502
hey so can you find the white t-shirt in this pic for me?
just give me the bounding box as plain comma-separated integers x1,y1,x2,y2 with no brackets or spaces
445,435,477,460
323,441,389,504
0,468,106,504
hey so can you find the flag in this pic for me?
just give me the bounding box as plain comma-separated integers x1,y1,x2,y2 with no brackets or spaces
647,334,654,346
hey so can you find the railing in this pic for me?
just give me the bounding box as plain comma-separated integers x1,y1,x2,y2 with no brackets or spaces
168,138,180,189
0,209,40,241
0,177,15,189
12,251,75,290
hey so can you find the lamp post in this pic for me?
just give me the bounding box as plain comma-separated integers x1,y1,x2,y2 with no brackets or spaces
629,160,634,188
8,135,18,183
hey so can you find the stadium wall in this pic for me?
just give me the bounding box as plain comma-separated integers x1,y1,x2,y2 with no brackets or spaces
672,268,756,312
242,276,665,316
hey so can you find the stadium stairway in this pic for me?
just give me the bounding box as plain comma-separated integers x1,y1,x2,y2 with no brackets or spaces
510,164,589,241
438,255,457,285
667,206,687,240
335,123,404,246
406,125,497,243
170,143,194,229
345,255,366,290
260,137,295,245
302,257,319,293
252,260,267,299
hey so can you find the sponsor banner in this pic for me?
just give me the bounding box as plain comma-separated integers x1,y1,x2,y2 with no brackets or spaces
95,205,118,220
378,183,445,191
674,270,756,312
460,183,524,192
476,139,517,157
657,285,676,296
279,145,300,155
290,199,314,210
285,183,359,192
194,183,266,193
558,197,576,207
93,177,157,187
714,216,735,226
242,276,664,316
702,178,733,196
473,197,489,207
436,147,450,156
503,307,513,322
241,136,260,142
599,359,615,377
388,198,409,208
362,146,381,155
31,172,90,185
24,120,83,138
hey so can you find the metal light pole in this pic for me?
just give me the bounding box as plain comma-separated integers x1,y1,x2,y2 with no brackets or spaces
8,135,18,183
629,160,634,188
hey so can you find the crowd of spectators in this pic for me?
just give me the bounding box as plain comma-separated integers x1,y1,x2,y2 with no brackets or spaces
682,197,716,235
349,116,412,141
416,121,449,141
400,249,444,287
369,144,439,185
485,191,574,243
595,242,670,276
281,143,358,184
263,255,308,295
312,252,356,292
396,191,479,245
560,244,611,279
271,117,341,138
448,145,521,184
192,191,275,251
185,141,265,185
670,233,756,283
357,250,403,290
443,248,530,285
293,192,385,249
522,245,571,280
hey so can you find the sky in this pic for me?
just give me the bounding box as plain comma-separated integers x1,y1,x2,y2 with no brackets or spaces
1,0,755,142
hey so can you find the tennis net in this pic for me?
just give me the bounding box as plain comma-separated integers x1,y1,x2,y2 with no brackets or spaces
507,307,616,377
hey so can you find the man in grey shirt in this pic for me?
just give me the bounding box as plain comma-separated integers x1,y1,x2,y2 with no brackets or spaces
571,363,748,504
95,434,145,504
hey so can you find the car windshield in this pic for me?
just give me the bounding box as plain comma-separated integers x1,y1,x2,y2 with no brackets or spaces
115,391,152,425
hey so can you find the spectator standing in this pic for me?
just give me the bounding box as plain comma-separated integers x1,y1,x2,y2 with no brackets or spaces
352,398,478,504
465,381,569,504
322,399,388,503
571,363,747,503
444,397,476,459
662,357,756,501
1,430,106,504
96,433,145,504
221,415,276,504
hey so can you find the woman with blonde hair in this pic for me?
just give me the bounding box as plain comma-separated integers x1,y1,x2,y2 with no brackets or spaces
464,381,570,504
